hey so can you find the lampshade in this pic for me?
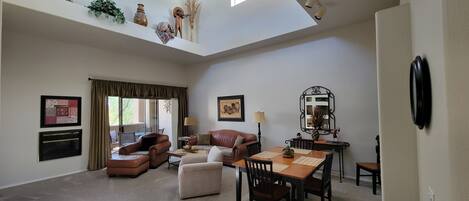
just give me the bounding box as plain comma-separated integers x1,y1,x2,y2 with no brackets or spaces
254,112,265,123
184,117,197,126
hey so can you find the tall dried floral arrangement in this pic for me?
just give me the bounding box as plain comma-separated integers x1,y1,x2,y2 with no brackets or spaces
185,0,200,41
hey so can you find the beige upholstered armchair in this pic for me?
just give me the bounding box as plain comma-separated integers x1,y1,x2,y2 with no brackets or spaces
178,147,223,199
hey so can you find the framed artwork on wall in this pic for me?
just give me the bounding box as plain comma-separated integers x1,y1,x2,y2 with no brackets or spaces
40,96,82,128
217,95,245,122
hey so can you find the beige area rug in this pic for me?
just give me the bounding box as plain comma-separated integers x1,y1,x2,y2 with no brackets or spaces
0,165,382,201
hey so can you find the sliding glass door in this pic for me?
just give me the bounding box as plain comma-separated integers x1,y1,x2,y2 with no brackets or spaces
108,97,158,153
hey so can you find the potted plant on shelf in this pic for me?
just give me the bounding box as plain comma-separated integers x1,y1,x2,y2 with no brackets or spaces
87,0,125,24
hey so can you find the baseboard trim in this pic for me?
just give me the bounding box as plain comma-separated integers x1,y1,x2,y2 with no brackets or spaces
323,170,374,183
0,169,87,190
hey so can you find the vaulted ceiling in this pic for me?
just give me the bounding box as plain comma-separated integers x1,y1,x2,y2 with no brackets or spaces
2,0,399,64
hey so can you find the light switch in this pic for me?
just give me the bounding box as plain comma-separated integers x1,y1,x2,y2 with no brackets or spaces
428,186,435,201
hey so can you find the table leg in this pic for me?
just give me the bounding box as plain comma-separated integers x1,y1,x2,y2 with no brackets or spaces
356,165,360,186
236,166,242,201
337,149,342,183
296,180,305,201
372,172,377,195
342,149,345,181
167,156,171,169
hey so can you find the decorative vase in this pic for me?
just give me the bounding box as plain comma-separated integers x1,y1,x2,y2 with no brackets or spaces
134,4,148,27
282,146,295,158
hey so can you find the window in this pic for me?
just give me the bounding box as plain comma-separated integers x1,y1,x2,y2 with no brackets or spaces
108,97,159,153
108,96,120,126
231,0,247,7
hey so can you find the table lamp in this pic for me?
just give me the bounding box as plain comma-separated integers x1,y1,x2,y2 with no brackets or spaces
184,116,197,136
254,112,265,146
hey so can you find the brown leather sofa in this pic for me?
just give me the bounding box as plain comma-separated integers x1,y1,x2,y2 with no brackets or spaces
188,129,257,165
119,133,171,168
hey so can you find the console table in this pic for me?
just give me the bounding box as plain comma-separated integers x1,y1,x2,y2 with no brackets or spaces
313,140,350,182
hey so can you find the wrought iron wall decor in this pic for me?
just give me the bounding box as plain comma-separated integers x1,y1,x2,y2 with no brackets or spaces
299,86,336,137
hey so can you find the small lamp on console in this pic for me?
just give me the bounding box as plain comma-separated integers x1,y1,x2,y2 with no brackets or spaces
184,116,198,136
254,111,265,146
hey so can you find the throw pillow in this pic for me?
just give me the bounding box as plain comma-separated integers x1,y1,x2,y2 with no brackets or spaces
139,135,157,151
233,135,244,147
207,146,223,162
197,134,211,145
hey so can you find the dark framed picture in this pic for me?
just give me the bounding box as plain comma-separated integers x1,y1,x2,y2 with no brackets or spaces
218,95,245,122
40,96,82,128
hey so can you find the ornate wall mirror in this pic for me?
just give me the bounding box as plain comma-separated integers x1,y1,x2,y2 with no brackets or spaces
299,86,336,137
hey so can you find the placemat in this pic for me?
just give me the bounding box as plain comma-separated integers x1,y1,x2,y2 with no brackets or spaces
272,163,289,173
252,151,281,159
293,156,324,167
291,148,312,155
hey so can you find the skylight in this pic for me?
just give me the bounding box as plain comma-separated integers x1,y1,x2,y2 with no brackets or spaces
231,0,247,7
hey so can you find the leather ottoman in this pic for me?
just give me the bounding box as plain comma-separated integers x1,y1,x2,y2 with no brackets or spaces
107,155,149,177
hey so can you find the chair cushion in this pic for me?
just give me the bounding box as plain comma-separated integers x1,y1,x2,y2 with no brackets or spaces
209,130,257,148
130,151,149,155
139,135,157,151
107,154,149,168
233,135,244,147
357,162,381,172
218,147,233,157
197,134,211,145
207,146,223,162
192,145,213,151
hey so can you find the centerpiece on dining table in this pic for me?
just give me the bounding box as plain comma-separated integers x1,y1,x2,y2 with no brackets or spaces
282,146,295,158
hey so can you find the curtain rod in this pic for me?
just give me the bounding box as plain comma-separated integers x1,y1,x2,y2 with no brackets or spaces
87,77,187,89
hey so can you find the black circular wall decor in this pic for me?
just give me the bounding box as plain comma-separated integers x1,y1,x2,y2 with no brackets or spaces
410,56,432,129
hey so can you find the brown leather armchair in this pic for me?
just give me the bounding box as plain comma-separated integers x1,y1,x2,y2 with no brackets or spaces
188,129,258,165
119,133,171,168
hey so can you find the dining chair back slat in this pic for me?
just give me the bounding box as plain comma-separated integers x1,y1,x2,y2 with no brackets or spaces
245,157,274,197
290,138,314,150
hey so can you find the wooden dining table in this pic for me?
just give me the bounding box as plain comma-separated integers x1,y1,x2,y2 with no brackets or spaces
232,147,328,201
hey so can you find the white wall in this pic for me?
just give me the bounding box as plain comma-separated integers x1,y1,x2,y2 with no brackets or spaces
197,0,314,52
0,0,2,127
0,31,187,189
170,99,179,150
445,0,469,199
158,99,177,150
410,0,452,200
400,0,410,4
188,20,379,178
376,4,419,201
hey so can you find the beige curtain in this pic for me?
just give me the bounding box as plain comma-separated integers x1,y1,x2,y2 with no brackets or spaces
88,79,188,171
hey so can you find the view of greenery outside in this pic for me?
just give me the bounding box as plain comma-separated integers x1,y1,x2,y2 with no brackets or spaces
108,97,139,126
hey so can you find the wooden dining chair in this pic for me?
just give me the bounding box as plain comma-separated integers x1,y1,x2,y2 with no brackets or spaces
246,142,261,156
304,153,334,201
356,135,381,195
244,157,291,201
289,138,314,150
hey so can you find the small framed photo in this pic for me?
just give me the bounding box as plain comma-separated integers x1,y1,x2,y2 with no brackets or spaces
40,96,82,128
218,95,245,122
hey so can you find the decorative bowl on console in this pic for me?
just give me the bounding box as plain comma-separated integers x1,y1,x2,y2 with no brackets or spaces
183,145,198,153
